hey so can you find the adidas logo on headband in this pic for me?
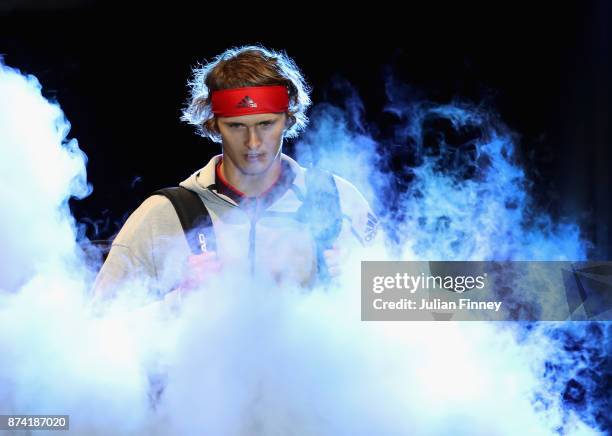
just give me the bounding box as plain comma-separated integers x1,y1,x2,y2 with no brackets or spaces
236,96,258,109
211,86,287,117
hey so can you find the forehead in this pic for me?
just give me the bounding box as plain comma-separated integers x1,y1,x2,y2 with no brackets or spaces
217,113,284,124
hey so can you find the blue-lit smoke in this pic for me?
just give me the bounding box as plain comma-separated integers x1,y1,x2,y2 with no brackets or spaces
0,61,91,291
0,61,154,435
297,82,587,262
388,102,586,261
0,59,609,435
295,76,609,433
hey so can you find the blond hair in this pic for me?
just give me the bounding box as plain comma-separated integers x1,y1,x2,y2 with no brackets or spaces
181,45,312,143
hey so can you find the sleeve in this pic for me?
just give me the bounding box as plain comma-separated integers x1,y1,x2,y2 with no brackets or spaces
91,195,181,302
333,176,381,248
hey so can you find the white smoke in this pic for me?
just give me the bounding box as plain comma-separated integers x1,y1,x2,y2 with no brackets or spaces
0,60,603,435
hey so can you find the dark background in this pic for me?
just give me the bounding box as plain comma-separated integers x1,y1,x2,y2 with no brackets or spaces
1,1,610,257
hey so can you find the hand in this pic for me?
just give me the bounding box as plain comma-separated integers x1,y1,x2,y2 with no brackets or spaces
179,251,223,293
160,252,222,311
322,244,346,278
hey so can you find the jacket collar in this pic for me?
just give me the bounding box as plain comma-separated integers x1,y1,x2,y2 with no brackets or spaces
186,153,307,207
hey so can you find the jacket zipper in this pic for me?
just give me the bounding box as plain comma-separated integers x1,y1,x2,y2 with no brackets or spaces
247,199,261,276
249,215,256,276
211,188,258,276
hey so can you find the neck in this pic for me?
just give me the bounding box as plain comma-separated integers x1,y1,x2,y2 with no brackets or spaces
220,156,282,197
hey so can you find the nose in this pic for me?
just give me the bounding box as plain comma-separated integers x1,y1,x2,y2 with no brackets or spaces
246,127,262,149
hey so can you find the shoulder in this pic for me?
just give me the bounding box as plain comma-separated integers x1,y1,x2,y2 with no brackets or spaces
331,174,380,245
332,175,370,212
112,194,182,245
134,194,177,217
120,194,177,230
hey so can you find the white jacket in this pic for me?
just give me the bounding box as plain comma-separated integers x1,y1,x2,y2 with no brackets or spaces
92,153,378,299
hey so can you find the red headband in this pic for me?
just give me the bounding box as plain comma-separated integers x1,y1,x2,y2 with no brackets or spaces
211,86,289,117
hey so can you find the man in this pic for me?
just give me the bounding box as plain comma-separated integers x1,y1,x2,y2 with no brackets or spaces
92,45,378,306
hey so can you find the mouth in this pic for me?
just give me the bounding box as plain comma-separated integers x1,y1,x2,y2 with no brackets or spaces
245,152,264,162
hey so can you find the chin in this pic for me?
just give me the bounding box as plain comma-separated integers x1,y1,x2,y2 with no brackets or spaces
241,157,270,170
240,162,268,176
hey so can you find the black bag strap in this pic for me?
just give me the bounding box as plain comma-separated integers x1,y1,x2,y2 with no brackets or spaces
152,187,217,254
297,167,343,284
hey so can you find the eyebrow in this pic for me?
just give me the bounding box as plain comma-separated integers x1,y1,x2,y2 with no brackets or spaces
224,119,275,126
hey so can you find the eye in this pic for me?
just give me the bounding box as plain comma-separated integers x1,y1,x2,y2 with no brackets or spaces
229,123,244,129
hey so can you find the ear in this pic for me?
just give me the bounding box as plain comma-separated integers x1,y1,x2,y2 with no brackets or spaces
207,117,220,134
285,115,296,129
